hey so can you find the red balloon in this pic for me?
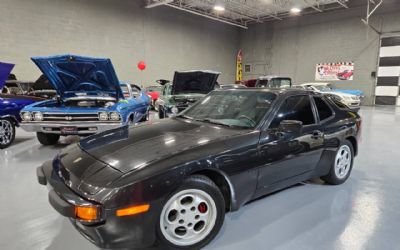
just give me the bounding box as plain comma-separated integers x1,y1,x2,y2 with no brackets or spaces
137,61,146,71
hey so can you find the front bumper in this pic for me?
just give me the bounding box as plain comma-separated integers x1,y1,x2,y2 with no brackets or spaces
21,121,122,135
36,161,159,249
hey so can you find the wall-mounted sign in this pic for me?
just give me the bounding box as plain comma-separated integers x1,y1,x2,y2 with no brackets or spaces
315,62,354,81
236,50,243,81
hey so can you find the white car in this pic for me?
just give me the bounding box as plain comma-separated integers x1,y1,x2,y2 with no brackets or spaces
296,83,361,109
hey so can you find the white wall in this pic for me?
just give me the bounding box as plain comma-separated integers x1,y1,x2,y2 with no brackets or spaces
240,4,400,105
0,0,239,85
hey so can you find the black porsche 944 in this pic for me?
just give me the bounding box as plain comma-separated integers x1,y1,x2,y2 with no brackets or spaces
37,88,361,249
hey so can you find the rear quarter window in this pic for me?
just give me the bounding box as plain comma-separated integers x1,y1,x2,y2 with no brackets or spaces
313,96,334,121
326,94,350,109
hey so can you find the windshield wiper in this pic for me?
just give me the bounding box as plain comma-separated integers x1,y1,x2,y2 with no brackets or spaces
200,119,243,128
176,114,194,120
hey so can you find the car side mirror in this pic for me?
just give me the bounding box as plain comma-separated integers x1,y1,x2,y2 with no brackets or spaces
278,120,303,137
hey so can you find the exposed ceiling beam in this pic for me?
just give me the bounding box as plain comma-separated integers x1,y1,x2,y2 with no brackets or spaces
145,0,174,9
336,0,349,8
165,3,248,29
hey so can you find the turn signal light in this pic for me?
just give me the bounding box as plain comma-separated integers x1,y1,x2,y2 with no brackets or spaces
75,206,99,221
116,204,150,217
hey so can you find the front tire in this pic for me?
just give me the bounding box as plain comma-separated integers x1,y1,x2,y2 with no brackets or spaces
0,118,15,149
157,175,225,250
322,140,354,185
37,132,60,145
158,106,166,119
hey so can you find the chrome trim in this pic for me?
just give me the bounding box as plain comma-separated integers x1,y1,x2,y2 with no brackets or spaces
64,96,116,101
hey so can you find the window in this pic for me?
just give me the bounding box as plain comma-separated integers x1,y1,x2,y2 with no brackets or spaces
182,90,277,129
270,95,315,128
326,94,349,109
313,96,333,121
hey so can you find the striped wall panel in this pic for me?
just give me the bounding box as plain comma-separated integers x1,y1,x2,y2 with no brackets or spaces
376,36,400,106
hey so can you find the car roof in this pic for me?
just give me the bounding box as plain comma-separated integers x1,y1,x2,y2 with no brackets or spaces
258,75,291,80
301,82,329,86
214,87,314,96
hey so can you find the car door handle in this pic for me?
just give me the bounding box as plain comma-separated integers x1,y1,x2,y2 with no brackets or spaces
311,130,323,139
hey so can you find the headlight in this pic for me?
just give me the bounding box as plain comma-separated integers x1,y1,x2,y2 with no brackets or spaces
21,112,32,121
33,112,43,121
109,112,120,121
171,106,179,114
98,112,109,121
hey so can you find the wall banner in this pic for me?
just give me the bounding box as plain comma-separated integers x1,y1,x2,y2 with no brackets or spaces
236,50,243,82
315,62,354,81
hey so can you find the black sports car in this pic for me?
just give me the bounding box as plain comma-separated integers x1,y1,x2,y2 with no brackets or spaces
37,88,361,249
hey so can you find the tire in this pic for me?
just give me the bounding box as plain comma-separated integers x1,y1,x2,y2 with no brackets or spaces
321,140,354,185
0,118,15,149
140,110,150,122
158,106,165,119
157,175,225,250
37,132,60,145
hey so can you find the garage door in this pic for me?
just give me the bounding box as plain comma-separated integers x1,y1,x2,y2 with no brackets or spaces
376,36,400,106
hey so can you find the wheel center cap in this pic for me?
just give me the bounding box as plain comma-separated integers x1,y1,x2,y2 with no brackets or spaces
0,128,4,136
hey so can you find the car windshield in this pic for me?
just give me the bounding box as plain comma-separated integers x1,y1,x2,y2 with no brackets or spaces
314,85,331,92
146,86,162,92
180,90,277,129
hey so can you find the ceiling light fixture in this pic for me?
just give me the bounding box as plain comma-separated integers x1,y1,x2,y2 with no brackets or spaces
213,0,225,12
290,7,302,14
213,5,225,11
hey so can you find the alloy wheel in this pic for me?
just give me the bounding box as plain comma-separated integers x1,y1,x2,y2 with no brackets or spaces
334,145,352,179
160,189,217,246
0,119,13,146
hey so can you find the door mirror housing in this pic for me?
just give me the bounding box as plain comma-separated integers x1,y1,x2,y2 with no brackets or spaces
278,120,303,136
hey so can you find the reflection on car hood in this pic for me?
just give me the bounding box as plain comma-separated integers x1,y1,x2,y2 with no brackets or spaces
0,62,15,89
79,118,245,174
171,70,219,95
31,55,123,99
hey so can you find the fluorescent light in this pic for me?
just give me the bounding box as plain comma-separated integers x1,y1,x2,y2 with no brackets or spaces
213,5,225,11
290,7,301,13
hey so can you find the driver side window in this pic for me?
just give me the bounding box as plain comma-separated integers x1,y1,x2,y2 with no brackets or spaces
270,95,316,128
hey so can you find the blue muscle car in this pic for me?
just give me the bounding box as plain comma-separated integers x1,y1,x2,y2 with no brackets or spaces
0,62,45,148
20,55,151,145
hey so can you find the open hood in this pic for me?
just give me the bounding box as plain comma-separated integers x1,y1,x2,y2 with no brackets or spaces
0,62,15,89
31,55,123,99
171,70,220,95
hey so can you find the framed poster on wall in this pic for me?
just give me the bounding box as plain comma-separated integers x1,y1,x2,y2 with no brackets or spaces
315,62,354,81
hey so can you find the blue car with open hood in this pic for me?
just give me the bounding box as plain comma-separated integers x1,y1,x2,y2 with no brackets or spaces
20,55,151,145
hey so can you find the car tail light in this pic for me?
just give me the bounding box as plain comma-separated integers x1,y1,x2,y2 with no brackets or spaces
116,204,150,217
75,206,99,221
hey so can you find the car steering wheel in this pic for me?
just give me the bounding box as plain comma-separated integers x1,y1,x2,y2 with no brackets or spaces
238,115,256,127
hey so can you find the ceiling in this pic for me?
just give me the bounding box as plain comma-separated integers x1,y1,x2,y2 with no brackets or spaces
144,0,360,28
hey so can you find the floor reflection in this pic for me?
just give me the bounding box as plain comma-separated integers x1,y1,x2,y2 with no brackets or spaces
0,108,399,250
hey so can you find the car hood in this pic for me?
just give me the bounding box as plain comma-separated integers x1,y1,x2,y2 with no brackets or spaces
171,70,219,95
78,118,246,174
31,55,123,99
333,89,363,96
0,96,36,115
0,62,15,89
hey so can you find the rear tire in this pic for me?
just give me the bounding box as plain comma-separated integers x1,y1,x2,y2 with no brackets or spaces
37,132,60,145
0,118,15,149
157,175,225,250
321,140,354,185
158,106,165,119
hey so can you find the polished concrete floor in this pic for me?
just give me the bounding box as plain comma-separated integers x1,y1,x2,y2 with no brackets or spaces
1,106,399,250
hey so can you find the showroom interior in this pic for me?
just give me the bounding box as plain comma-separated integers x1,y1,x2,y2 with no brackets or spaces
0,0,400,249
